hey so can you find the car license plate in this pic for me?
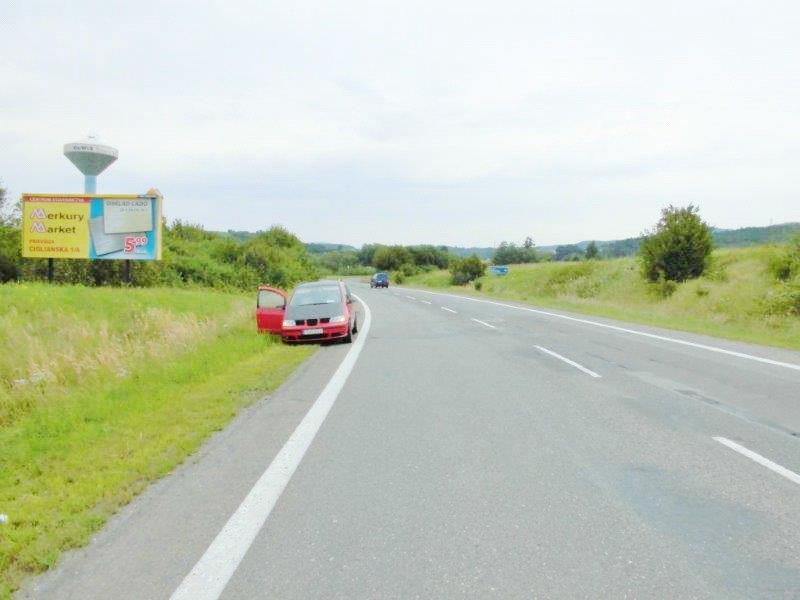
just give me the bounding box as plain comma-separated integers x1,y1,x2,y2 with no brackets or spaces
303,328,324,335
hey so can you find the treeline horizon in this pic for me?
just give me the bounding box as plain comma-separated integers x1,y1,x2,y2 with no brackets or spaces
226,221,800,262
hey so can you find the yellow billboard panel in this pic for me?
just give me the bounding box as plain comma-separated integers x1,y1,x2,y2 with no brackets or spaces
22,196,91,258
21,194,163,260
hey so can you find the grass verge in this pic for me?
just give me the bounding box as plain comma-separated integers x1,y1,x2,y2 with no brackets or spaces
0,285,314,597
405,246,800,351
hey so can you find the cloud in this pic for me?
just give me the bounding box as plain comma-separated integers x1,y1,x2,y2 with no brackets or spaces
2,0,798,246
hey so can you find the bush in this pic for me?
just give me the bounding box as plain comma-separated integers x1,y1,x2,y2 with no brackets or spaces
391,270,405,284
769,235,800,281
4,220,318,290
399,262,418,277
648,275,678,299
639,205,713,282
449,255,486,285
762,282,800,316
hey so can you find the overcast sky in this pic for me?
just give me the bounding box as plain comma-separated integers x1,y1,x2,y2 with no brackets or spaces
1,1,798,247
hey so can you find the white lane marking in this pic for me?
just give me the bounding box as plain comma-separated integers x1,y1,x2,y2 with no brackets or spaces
170,295,372,600
441,306,457,314
471,318,496,329
405,295,417,300
535,345,602,378
401,288,800,373
419,300,432,305
713,437,800,486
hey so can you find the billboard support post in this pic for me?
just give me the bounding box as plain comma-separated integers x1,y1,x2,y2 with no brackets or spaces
123,260,131,284
47,258,54,283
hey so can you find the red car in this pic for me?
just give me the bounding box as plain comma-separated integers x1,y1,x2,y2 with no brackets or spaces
256,280,358,343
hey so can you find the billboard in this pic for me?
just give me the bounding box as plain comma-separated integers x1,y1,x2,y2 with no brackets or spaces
21,194,163,260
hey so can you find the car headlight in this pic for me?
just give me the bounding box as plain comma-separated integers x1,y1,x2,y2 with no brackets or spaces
330,315,347,323
282,319,296,327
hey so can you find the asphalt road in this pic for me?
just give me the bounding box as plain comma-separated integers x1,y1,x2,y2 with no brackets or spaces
21,283,800,599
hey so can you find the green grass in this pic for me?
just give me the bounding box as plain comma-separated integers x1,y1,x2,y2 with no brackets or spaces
406,245,800,350
0,284,314,597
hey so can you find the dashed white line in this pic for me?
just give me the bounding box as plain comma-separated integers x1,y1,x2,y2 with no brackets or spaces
400,288,800,373
441,306,457,314
405,295,417,300
170,297,373,600
535,345,601,378
713,437,800,486
471,318,496,329
419,300,432,305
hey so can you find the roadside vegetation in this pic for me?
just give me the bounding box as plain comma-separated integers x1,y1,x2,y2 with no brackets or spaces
0,183,320,596
406,243,800,350
492,237,542,265
0,284,313,597
0,183,317,289
407,203,799,350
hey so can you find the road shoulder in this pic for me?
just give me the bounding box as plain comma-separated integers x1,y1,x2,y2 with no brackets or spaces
17,341,352,600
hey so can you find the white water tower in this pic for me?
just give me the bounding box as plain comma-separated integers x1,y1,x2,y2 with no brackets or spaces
63,134,118,194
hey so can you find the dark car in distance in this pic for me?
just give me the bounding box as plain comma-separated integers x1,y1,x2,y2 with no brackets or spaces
370,272,389,288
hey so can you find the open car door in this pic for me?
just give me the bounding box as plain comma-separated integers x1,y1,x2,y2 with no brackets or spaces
256,286,287,334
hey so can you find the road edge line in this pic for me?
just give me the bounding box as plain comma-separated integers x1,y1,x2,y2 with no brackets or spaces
400,287,800,372
170,294,372,600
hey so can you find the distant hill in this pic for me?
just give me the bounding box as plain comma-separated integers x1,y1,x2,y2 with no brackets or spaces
214,231,357,254
304,242,358,254
220,222,800,261
445,246,495,259
712,222,800,247
217,230,257,242
539,222,800,259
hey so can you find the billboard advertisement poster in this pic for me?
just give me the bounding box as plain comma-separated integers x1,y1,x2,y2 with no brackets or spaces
22,194,163,260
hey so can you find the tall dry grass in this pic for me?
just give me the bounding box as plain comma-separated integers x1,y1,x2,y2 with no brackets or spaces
0,284,251,425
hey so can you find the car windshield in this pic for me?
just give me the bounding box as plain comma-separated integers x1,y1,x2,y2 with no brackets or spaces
289,285,342,307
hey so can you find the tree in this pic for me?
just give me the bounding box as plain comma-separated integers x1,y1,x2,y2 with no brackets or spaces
639,205,713,282
408,245,451,269
492,240,539,265
0,180,11,225
0,178,22,281
449,254,486,285
357,244,381,266
554,244,583,261
373,245,413,271
585,241,599,260
523,236,535,249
